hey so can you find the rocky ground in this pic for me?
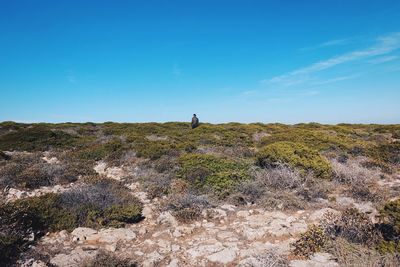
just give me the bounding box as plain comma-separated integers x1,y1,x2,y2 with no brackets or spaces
9,160,398,267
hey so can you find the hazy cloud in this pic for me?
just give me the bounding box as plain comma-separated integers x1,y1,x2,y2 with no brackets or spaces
300,38,352,51
266,32,400,86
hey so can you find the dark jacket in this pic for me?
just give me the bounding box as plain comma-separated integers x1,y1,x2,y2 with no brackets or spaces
191,116,199,129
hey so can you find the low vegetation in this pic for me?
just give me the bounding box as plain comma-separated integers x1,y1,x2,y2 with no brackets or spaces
178,153,251,198
0,121,399,265
0,180,142,264
256,141,332,178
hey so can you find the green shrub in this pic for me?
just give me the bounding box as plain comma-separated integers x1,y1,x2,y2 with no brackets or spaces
380,199,400,233
76,138,130,164
134,139,178,160
256,141,332,179
0,193,75,264
0,181,143,265
292,225,328,257
178,153,250,197
368,142,400,166
0,125,77,151
259,127,367,152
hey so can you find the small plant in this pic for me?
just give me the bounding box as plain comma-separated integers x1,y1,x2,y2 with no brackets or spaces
292,225,328,257
256,141,332,179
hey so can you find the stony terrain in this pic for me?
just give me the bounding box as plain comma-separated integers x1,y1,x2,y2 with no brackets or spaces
1,122,399,266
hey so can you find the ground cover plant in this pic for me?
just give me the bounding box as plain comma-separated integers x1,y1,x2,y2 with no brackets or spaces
0,121,399,265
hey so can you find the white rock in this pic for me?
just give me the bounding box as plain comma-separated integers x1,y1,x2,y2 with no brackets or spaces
290,253,339,267
71,227,98,242
50,247,96,267
98,228,136,243
187,243,225,258
157,211,178,227
207,247,237,264
166,259,180,267
220,204,236,211
143,251,163,267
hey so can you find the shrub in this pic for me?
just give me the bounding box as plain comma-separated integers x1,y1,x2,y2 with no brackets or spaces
144,175,172,199
259,127,366,152
59,180,143,227
321,208,382,246
256,141,332,179
0,152,85,190
292,225,328,257
165,193,210,223
0,180,144,265
0,193,75,264
380,199,400,233
0,125,77,151
178,153,250,198
0,151,10,160
249,164,303,190
325,238,400,267
134,139,178,160
83,250,137,267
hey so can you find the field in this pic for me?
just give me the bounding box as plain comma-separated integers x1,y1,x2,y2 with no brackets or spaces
0,121,399,266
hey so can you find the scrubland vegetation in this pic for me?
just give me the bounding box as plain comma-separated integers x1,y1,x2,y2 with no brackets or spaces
0,121,399,266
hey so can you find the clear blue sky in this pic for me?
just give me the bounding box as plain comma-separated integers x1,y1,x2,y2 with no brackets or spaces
1,0,400,124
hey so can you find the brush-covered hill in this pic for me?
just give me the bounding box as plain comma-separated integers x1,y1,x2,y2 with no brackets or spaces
0,121,399,266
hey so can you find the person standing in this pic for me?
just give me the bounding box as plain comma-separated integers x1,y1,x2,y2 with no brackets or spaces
191,114,199,129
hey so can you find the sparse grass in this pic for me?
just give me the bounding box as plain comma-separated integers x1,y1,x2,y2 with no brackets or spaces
83,250,137,267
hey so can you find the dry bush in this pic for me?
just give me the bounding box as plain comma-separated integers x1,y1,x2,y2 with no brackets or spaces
59,180,143,227
321,208,382,246
152,156,178,173
250,164,303,190
325,238,400,267
331,157,381,185
0,151,98,190
83,250,137,267
164,193,210,223
237,164,327,208
143,175,172,199
261,191,308,211
169,179,189,195
331,158,387,202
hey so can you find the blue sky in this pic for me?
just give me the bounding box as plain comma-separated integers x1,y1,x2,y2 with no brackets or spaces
1,0,400,124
